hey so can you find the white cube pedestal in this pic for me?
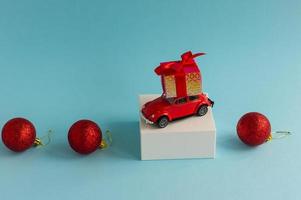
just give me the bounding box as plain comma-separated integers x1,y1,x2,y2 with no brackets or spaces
139,94,216,160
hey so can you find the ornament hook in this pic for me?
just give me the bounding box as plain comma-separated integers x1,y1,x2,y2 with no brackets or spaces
33,130,53,147
267,131,291,142
100,130,113,149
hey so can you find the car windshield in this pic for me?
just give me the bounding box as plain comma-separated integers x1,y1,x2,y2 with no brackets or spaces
162,94,175,104
165,97,175,104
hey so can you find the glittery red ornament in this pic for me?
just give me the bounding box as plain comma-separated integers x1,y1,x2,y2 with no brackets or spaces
68,120,102,154
237,112,271,146
1,118,37,152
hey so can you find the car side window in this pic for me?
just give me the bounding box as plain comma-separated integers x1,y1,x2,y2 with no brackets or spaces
189,95,199,101
175,97,187,104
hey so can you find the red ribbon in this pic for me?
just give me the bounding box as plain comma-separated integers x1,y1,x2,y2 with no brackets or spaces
155,51,205,97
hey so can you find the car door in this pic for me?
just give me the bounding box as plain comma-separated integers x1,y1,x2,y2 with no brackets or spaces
170,97,190,119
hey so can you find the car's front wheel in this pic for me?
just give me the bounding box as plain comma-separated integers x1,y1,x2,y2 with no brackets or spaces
197,105,208,116
157,116,169,128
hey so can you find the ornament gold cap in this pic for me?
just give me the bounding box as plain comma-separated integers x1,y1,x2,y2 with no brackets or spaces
33,138,43,147
266,134,272,142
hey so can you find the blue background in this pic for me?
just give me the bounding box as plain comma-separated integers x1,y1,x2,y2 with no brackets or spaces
0,0,300,199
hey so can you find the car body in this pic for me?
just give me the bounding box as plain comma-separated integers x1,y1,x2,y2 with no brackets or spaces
141,93,214,128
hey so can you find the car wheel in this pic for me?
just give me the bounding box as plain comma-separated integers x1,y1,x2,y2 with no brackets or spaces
197,105,208,116
157,116,169,128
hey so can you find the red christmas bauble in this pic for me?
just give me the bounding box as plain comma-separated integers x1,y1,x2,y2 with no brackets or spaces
68,120,102,154
237,112,271,146
1,118,36,152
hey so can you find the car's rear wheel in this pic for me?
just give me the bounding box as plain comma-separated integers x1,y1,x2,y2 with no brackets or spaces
157,116,169,128
197,105,208,116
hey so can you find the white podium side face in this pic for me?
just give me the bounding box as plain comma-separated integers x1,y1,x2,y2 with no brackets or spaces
139,94,216,160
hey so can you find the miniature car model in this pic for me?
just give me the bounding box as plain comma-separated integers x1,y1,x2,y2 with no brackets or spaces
141,93,214,128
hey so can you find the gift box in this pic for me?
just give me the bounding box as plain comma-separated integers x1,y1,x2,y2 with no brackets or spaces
155,51,205,98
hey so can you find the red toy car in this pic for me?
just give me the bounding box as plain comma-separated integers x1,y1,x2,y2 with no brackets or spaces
141,93,214,128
